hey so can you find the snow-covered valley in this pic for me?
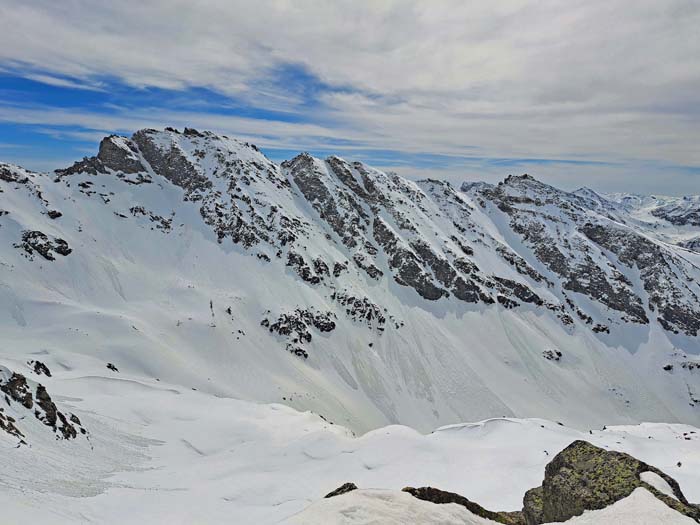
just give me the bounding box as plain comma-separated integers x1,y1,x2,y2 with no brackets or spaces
1,360,699,524
1,127,700,523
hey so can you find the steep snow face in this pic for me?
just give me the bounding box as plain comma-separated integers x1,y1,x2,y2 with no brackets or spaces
1,129,700,435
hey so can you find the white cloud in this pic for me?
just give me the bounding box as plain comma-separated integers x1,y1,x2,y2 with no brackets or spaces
21,73,105,91
0,0,698,192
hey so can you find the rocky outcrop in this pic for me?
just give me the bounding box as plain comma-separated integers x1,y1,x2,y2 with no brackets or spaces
0,366,86,442
261,308,337,359
651,200,700,227
129,206,173,233
464,173,700,335
132,130,210,194
373,218,447,300
58,135,145,176
542,349,562,361
286,153,368,250
395,440,700,524
403,486,525,524
581,223,700,336
330,291,402,332
14,230,72,261
523,440,700,523
680,236,700,253
324,482,358,498
28,360,51,377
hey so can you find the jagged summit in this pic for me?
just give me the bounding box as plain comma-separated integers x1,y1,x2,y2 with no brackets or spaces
1,127,700,436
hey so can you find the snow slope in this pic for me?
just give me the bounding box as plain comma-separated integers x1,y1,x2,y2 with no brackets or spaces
0,361,698,524
1,128,699,435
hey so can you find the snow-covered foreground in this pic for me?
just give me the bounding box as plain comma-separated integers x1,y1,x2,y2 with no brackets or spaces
1,361,698,524
288,488,698,524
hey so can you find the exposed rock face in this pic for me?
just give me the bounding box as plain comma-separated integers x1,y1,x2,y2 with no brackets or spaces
27,127,700,341
330,291,401,332
28,360,51,377
1,164,30,184
523,440,700,523
0,407,23,440
2,128,700,434
581,223,700,336
403,486,525,524
398,440,700,524
650,198,700,227
680,236,700,253
286,153,367,250
129,206,173,233
262,308,337,359
132,129,210,194
542,349,562,361
14,230,72,261
464,174,700,335
324,482,358,498
373,218,447,300
0,366,86,442
57,135,145,176
1,372,34,409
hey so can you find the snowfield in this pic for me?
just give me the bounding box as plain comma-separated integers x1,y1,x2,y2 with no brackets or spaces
1,362,699,523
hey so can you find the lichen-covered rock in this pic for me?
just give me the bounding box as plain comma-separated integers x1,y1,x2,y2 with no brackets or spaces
524,440,700,523
398,440,700,524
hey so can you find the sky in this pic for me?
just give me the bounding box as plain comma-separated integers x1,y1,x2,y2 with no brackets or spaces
0,0,698,195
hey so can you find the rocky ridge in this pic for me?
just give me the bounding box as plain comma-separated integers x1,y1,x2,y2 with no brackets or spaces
0,365,87,443
1,127,700,433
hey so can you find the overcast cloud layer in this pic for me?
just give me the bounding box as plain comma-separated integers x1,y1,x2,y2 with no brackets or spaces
0,0,698,194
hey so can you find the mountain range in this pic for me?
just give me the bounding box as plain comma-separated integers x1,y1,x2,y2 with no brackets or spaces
2,127,700,437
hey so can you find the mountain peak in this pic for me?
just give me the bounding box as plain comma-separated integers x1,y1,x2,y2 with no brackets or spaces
3,126,700,444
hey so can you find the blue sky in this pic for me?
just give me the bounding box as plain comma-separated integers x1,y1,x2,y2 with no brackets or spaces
0,1,698,194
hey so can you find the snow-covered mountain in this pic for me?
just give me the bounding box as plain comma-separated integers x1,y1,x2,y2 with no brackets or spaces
575,188,700,254
1,127,700,438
